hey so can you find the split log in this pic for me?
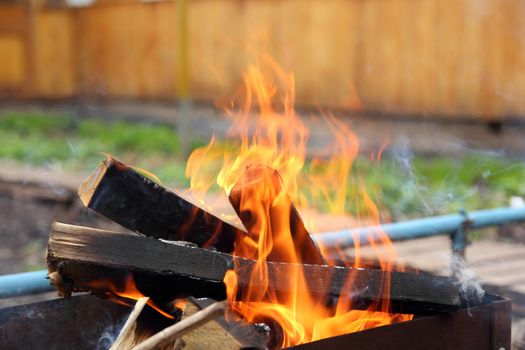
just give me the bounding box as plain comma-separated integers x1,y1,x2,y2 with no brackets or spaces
108,297,267,350
131,301,226,350
47,222,462,314
187,297,270,349
170,300,241,350
78,156,242,252
228,165,325,265
108,298,253,350
110,297,150,350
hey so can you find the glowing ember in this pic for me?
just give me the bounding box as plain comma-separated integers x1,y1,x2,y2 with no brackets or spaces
185,55,413,347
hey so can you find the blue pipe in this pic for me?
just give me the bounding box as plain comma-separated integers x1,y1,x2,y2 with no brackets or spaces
1,207,525,299
312,206,525,250
0,270,52,299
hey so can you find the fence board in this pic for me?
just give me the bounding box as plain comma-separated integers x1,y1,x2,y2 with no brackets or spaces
1,0,525,120
33,9,75,97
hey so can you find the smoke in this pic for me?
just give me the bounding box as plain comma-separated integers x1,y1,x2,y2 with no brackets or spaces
391,135,433,215
390,134,479,216
24,307,45,320
388,131,525,220
450,254,485,305
93,310,129,350
96,328,118,350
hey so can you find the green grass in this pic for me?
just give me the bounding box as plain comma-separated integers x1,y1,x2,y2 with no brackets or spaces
0,111,523,220
0,111,190,186
352,155,525,219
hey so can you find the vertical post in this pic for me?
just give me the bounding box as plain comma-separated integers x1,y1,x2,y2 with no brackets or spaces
450,209,472,280
177,0,192,159
23,0,37,97
450,209,472,260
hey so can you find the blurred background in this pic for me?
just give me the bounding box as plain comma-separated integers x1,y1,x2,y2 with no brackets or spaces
1,0,525,345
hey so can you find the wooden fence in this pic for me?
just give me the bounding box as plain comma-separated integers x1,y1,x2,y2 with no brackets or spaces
1,0,525,120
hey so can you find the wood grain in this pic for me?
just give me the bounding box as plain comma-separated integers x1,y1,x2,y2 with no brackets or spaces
47,222,462,314
78,156,243,253
131,301,226,350
110,297,149,350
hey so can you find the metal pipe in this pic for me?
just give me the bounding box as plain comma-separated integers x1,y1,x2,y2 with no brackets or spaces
2,207,525,299
312,206,525,250
0,270,52,299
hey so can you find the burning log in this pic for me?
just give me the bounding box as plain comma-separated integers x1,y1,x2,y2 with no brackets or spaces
79,158,323,265
47,222,461,314
78,156,242,252
228,165,326,265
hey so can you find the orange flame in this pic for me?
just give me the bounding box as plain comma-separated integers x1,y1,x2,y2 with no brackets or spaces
186,55,412,348
87,275,175,319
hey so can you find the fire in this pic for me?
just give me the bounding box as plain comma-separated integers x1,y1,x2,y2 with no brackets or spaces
185,55,413,348
87,275,175,319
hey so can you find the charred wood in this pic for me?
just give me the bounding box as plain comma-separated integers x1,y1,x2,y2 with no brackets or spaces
78,156,242,252
47,223,461,314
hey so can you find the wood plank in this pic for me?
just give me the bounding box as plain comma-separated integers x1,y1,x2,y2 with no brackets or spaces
131,301,226,350
394,235,449,246
0,35,25,87
397,254,450,273
33,8,75,97
362,237,525,276
4,0,525,119
465,241,525,266
508,283,525,294
479,273,525,287
47,222,462,314
110,297,150,350
171,300,244,350
356,237,450,273
390,236,449,254
189,297,269,349
0,5,27,33
471,255,525,276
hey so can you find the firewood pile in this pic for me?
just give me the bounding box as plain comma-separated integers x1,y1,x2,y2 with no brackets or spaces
46,156,463,349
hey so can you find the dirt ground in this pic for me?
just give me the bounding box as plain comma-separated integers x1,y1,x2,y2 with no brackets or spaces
0,194,62,275
0,180,124,275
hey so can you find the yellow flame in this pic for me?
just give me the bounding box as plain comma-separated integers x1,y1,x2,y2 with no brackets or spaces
186,55,412,348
